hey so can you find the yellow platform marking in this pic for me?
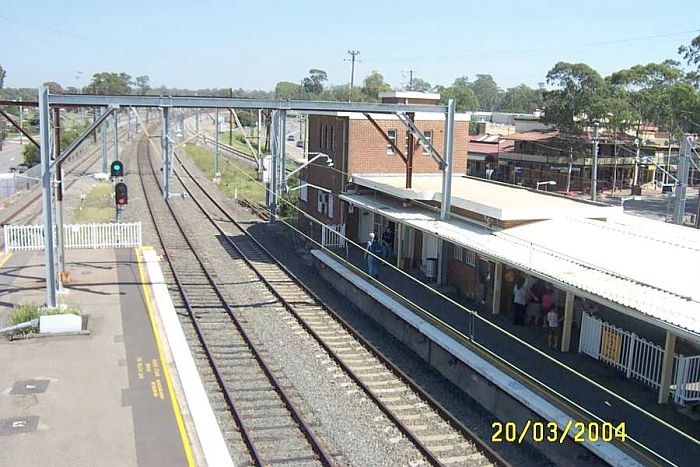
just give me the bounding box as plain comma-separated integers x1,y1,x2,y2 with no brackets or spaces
0,252,13,269
135,247,195,467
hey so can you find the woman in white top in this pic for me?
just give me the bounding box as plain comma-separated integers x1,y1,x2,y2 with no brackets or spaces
512,276,527,325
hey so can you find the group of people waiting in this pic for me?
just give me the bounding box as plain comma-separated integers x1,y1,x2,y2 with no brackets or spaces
512,275,562,348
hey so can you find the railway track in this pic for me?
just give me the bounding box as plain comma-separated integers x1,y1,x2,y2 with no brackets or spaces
138,139,337,466
171,150,506,467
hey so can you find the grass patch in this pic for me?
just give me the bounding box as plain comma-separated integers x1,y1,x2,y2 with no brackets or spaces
185,144,266,204
8,303,80,334
71,181,115,224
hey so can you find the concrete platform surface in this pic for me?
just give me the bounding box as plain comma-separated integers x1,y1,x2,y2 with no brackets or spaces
0,249,192,467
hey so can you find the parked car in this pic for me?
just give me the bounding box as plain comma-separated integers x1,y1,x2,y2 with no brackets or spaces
287,134,295,141
17,164,29,173
296,140,304,148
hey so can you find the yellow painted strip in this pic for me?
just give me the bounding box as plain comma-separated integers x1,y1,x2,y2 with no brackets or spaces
135,247,195,467
0,252,13,268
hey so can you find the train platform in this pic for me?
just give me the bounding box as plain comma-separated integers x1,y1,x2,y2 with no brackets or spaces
0,248,228,466
311,247,700,466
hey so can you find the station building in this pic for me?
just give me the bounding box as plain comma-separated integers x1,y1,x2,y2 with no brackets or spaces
298,92,700,406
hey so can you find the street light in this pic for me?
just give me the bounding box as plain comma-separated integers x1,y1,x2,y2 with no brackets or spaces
285,152,334,181
536,180,556,191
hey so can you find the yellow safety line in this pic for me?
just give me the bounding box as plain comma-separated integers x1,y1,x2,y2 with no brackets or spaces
135,246,195,467
0,252,12,268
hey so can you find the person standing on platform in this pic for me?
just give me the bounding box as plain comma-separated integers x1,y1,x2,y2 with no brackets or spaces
381,226,394,260
546,307,562,348
512,276,527,325
364,232,381,279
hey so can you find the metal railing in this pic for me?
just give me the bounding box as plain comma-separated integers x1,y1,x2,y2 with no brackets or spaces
3,222,142,252
579,312,685,393
674,355,700,405
321,223,346,248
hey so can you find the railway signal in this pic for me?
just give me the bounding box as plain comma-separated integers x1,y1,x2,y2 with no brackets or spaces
110,160,124,178
115,182,128,205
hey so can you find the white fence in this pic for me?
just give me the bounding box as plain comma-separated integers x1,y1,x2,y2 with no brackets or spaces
3,222,142,252
321,223,346,248
579,312,700,405
674,355,700,405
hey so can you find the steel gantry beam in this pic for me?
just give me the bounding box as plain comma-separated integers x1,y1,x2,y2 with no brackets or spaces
0,109,39,148
46,94,448,114
52,105,116,167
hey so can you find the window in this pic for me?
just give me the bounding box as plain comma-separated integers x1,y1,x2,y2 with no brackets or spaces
464,249,476,267
422,130,433,155
317,191,334,218
299,184,308,202
454,245,464,261
387,129,397,155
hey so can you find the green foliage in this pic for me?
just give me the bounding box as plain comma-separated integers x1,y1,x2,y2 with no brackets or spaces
362,71,391,101
500,84,542,113
71,182,115,224
470,74,502,111
135,75,150,95
0,63,5,89
43,81,64,94
275,81,302,99
86,72,132,95
679,34,700,71
23,143,40,167
541,62,607,134
9,303,79,334
437,77,480,111
302,69,327,95
408,78,432,92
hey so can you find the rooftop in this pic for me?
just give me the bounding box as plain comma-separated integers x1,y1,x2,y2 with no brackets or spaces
339,193,700,342
351,173,620,221
378,91,441,101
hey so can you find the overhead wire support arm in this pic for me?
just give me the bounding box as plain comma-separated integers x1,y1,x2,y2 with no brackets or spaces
397,112,446,169
0,109,39,148
51,105,118,168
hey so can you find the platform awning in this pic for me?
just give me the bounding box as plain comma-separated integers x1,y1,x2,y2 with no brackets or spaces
340,193,700,342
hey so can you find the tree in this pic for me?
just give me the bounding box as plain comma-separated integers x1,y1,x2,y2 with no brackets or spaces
275,81,302,99
470,74,502,111
86,72,132,95
361,71,391,101
43,81,64,94
541,62,607,134
437,76,479,111
408,78,432,92
0,63,5,89
499,84,541,113
302,69,327,95
679,34,700,71
23,144,40,167
135,75,150,95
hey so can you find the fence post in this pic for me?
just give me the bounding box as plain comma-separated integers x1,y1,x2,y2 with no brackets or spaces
626,332,636,379
3,226,8,253
92,224,98,249
674,355,686,404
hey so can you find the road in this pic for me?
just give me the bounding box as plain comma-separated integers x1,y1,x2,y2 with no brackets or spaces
0,140,26,173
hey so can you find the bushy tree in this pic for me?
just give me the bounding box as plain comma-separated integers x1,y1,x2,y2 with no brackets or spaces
499,84,541,113
0,63,5,89
302,69,327,95
470,74,502,111
408,78,432,92
436,76,479,111
135,75,150,95
275,81,302,99
86,72,132,95
362,71,391,101
43,81,64,94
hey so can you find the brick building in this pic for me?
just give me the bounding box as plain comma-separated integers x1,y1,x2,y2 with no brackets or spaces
297,91,471,240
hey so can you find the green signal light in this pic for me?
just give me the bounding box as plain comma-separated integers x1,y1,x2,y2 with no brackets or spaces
114,164,121,170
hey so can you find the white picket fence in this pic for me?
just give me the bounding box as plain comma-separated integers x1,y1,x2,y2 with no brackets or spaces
3,222,142,252
321,223,346,248
579,312,700,404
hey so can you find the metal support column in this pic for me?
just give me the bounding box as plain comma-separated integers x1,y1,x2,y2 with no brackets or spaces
162,107,171,198
561,292,575,352
257,109,262,157
396,223,403,269
101,108,108,173
53,108,66,291
632,138,640,189
114,110,119,161
591,123,599,201
672,137,692,225
279,109,287,192
491,262,502,314
658,330,677,404
39,87,57,308
440,99,455,220
214,109,220,179
127,108,131,141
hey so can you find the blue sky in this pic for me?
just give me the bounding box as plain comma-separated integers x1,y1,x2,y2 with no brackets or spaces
1,0,698,91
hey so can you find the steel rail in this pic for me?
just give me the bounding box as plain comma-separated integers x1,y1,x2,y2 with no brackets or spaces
174,152,510,467
139,140,336,467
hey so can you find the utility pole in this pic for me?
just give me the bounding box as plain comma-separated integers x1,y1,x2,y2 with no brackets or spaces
566,147,573,192
18,97,23,145
633,138,640,189
346,50,360,101
672,137,692,225
591,123,599,201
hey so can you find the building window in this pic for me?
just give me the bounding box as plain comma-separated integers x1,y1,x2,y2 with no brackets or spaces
299,184,308,202
317,191,334,218
387,129,397,155
464,249,476,267
422,130,433,155
454,245,464,261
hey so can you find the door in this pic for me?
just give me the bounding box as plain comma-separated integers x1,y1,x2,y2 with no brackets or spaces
358,209,374,244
